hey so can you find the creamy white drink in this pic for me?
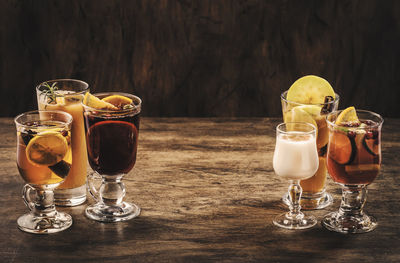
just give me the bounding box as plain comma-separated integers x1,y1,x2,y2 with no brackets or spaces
273,132,319,180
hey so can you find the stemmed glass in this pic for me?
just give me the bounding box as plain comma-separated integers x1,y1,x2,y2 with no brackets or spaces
14,110,73,233
273,122,319,229
82,92,142,222
322,110,383,233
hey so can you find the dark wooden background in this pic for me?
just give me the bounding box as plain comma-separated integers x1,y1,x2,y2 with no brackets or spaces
1,0,399,117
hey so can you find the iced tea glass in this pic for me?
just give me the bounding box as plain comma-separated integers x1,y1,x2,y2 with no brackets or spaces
273,122,319,229
83,92,141,222
322,110,383,233
281,90,339,209
36,79,89,206
15,110,73,234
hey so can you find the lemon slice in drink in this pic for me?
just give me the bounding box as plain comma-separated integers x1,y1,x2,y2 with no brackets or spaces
287,75,335,104
102,95,132,108
284,106,318,138
26,131,69,166
83,93,118,110
335,106,360,125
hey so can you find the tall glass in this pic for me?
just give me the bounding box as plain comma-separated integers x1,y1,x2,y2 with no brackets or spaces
36,79,89,206
281,90,339,209
273,122,319,229
83,92,142,222
15,110,73,234
322,110,383,233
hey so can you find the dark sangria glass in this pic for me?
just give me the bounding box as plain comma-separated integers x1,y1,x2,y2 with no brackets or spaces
83,92,142,222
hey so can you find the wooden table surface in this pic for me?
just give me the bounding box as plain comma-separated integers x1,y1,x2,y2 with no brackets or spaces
1,117,399,262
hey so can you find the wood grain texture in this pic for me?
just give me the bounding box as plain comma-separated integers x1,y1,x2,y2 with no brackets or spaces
0,117,399,262
1,0,400,117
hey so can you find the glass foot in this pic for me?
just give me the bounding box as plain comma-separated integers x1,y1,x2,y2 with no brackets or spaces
273,212,317,230
282,191,333,210
54,185,87,207
322,211,377,234
17,211,72,234
85,202,140,222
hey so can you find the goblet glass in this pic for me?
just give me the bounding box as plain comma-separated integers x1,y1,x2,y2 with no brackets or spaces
14,110,73,234
273,122,319,229
322,110,383,233
281,90,339,209
83,92,142,222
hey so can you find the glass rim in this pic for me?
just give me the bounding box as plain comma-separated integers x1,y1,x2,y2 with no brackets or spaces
326,109,384,129
36,79,89,95
281,90,340,107
14,110,73,128
82,92,142,114
276,122,317,135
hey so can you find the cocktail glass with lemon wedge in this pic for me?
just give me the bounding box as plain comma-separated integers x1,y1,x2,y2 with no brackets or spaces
36,79,89,206
14,110,73,234
322,108,383,233
82,92,142,222
281,75,339,210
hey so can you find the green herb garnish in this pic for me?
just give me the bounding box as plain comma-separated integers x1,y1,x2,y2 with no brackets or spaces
41,82,59,104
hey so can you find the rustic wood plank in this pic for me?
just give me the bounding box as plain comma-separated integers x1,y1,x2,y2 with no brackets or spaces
0,117,399,262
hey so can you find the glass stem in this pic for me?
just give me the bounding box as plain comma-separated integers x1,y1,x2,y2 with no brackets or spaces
288,180,302,216
339,185,367,217
99,175,126,206
34,189,57,217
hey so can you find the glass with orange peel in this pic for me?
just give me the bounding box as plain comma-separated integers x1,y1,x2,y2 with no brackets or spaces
36,79,89,206
281,75,339,210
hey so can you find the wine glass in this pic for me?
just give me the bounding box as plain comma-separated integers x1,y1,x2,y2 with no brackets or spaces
273,122,319,229
82,92,142,222
14,110,73,234
322,110,383,233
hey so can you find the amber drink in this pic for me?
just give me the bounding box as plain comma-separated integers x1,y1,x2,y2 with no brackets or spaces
36,79,89,206
281,88,339,209
322,108,383,233
15,110,73,234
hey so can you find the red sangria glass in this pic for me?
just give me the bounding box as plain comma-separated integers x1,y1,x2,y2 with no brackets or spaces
83,92,141,222
322,109,383,233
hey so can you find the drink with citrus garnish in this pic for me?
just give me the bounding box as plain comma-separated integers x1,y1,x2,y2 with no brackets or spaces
36,79,89,206
281,75,339,209
82,92,142,222
326,107,381,185
17,123,72,186
322,107,383,234
14,110,73,234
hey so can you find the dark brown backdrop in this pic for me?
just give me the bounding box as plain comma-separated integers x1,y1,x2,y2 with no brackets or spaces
1,0,399,117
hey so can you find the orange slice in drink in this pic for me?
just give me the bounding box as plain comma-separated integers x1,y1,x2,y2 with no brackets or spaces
335,106,360,125
102,95,132,108
26,131,69,166
83,93,118,110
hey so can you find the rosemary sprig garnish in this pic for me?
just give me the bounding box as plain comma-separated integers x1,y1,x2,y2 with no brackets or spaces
41,82,59,104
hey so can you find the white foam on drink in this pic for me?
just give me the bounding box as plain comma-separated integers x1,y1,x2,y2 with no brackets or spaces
273,132,319,180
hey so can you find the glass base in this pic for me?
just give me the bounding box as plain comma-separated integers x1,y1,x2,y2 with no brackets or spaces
322,211,377,234
282,191,333,210
85,201,140,222
17,211,72,234
54,184,86,206
273,212,317,230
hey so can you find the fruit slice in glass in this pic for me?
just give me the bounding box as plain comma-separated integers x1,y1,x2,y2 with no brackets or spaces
281,85,339,209
15,110,73,234
322,108,383,233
